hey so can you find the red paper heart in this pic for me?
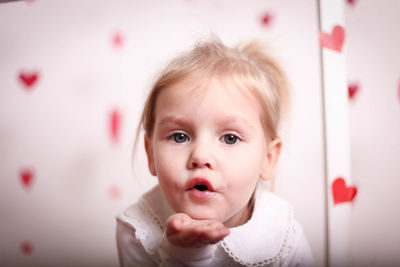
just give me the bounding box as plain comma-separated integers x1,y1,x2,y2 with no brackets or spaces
398,78,400,103
348,83,359,99
347,0,357,6
319,25,345,52
19,71,39,89
332,177,357,204
260,12,273,26
21,241,33,255
20,168,34,190
112,32,124,49
110,108,121,143
109,185,121,199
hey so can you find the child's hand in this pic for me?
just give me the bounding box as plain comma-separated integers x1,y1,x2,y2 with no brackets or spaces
165,213,230,248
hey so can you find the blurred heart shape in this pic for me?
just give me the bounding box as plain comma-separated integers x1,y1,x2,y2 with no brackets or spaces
260,12,273,27
21,241,33,255
347,0,357,6
348,83,359,99
332,177,357,204
109,185,121,199
398,78,400,103
319,25,345,52
110,108,122,144
20,168,34,190
19,71,39,89
112,31,124,49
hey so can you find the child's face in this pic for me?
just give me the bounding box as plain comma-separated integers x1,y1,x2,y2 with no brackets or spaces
145,77,281,227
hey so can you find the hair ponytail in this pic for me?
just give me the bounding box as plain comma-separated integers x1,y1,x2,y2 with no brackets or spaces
236,41,290,138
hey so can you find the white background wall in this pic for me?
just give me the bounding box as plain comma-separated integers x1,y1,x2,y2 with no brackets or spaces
0,1,325,266
345,0,400,266
0,0,398,267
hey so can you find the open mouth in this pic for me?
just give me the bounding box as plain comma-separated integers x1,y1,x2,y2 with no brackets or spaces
194,184,209,191
187,178,214,200
187,178,214,192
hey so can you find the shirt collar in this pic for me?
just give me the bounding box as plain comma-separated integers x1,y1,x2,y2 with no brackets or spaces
220,183,293,265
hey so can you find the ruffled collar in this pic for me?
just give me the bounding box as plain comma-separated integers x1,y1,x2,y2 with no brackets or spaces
137,184,293,265
220,184,293,266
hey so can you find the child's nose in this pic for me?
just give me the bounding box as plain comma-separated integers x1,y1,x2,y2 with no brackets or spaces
187,142,215,170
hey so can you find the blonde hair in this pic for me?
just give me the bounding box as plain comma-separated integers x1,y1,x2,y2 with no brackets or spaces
135,36,289,150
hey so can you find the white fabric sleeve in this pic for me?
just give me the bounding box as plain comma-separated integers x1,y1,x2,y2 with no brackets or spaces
285,222,314,267
116,219,157,267
158,234,216,267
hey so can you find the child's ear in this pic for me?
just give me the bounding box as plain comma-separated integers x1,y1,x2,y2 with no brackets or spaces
144,135,157,176
260,138,282,181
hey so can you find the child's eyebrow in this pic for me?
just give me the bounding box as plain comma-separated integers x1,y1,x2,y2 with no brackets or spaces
157,115,256,130
157,116,193,128
220,116,256,131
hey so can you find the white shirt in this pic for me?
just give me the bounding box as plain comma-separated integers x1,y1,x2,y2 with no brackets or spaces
116,184,314,267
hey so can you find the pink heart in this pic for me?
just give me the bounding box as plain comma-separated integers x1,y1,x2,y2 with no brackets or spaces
19,71,39,89
21,241,33,255
319,25,345,52
332,177,357,204
110,108,122,144
20,168,34,190
112,31,124,49
398,78,400,103
347,0,357,6
348,83,359,99
109,185,121,199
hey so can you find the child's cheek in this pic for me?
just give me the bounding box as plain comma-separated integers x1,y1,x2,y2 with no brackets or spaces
155,145,185,179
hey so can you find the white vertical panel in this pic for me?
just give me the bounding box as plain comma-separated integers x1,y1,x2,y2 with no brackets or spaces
318,0,351,266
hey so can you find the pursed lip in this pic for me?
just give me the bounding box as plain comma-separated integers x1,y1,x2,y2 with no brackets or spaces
186,177,215,192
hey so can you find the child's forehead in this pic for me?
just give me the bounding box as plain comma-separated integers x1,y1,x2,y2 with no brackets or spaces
166,74,258,103
155,75,264,124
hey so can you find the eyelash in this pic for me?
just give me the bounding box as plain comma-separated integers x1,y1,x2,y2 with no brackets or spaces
168,132,241,145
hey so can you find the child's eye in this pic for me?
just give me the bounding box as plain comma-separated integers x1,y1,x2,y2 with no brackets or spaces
170,133,190,143
221,134,240,145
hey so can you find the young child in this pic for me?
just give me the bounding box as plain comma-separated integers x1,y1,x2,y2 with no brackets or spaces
116,36,313,267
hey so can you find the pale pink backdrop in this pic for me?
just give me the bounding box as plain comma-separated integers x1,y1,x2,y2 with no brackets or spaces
345,0,400,266
0,0,399,267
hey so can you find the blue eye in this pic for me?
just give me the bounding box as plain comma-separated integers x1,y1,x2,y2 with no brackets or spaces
170,133,189,143
222,134,239,145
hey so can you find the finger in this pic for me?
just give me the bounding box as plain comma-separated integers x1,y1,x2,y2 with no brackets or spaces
165,213,191,236
169,221,220,247
187,221,230,245
167,230,200,247
199,226,230,244
196,220,228,234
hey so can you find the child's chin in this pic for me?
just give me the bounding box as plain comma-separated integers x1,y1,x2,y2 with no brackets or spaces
184,209,220,222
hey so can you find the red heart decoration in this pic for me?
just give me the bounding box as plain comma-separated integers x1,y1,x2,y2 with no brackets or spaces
319,25,345,52
20,168,34,190
348,83,359,99
19,71,39,89
109,185,121,199
112,32,124,49
332,177,357,204
110,108,121,143
398,78,400,103
347,0,357,6
21,241,33,255
260,12,273,27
